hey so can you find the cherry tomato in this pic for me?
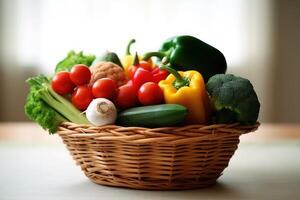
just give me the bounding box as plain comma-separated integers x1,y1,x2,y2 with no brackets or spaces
51,72,75,95
138,82,164,106
114,84,138,109
92,78,117,100
70,64,91,86
72,86,94,110
132,68,153,90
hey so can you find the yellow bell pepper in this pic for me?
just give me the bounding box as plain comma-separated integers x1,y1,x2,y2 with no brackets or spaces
159,65,212,124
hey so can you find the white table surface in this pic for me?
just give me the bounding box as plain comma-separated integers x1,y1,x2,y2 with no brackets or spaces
0,124,300,200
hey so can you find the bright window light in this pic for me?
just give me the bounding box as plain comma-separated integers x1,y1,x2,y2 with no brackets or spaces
15,0,251,74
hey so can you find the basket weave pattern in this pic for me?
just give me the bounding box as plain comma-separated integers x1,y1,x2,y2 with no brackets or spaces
57,122,259,190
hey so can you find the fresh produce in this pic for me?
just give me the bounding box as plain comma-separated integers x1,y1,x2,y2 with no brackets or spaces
52,65,94,109
159,64,212,124
51,72,76,95
151,66,169,83
142,35,227,82
127,52,151,80
89,61,127,86
92,51,123,68
71,85,94,110
92,78,117,100
24,75,89,134
114,81,138,109
128,53,168,89
122,39,136,76
70,64,91,86
116,104,188,127
122,39,153,77
132,68,153,90
136,60,153,71
25,36,260,133
55,50,95,73
86,98,117,126
128,61,153,80
138,82,164,106
206,74,260,124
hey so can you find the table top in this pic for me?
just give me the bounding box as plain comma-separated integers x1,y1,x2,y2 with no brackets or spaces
0,122,300,200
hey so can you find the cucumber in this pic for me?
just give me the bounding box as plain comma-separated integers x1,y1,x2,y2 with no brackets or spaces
116,104,188,128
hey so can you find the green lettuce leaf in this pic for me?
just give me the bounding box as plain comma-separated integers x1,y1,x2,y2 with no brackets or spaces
55,50,95,72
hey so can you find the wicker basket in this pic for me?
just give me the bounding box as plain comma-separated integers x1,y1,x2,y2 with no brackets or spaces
57,122,259,190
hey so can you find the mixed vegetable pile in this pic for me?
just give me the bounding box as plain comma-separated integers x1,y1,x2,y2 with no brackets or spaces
25,35,260,134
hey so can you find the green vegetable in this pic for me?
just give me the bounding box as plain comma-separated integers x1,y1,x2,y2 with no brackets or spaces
24,75,89,134
92,51,123,68
116,104,188,127
206,74,260,124
55,50,95,73
25,90,67,134
142,35,227,82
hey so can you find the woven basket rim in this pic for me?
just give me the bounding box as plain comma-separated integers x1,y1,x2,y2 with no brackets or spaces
59,121,260,129
57,122,260,144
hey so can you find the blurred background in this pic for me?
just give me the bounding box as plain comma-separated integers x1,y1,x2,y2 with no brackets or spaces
0,0,299,123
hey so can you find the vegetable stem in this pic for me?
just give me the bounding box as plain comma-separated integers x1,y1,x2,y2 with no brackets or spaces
133,52,139,66
125,39,136,55
46,86,89,124
160,63,190,89
142,48,173,61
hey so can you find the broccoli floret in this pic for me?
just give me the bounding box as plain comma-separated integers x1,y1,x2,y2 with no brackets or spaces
55,50,95,73
24,75,89,134
206,74,260,124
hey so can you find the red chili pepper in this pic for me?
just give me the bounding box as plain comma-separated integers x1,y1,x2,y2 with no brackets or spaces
128,52,169,90
127,52,139,80
132,68,153,90
128,65,138,80
151,67,169,83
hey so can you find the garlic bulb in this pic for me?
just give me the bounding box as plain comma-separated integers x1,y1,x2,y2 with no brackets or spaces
86,98,117,126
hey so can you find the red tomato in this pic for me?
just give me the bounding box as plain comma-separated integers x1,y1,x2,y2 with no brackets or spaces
138,82,164,105
92,78,117,100
114,84,138,109
132,68,153,90
72,86,94,110
138,61,152,71
51,72,75,95
70,64,91,86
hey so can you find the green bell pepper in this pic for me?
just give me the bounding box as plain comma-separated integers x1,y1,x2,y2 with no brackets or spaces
142,35,227,82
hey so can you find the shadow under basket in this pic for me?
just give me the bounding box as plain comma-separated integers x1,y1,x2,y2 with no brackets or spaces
57,122,259,190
